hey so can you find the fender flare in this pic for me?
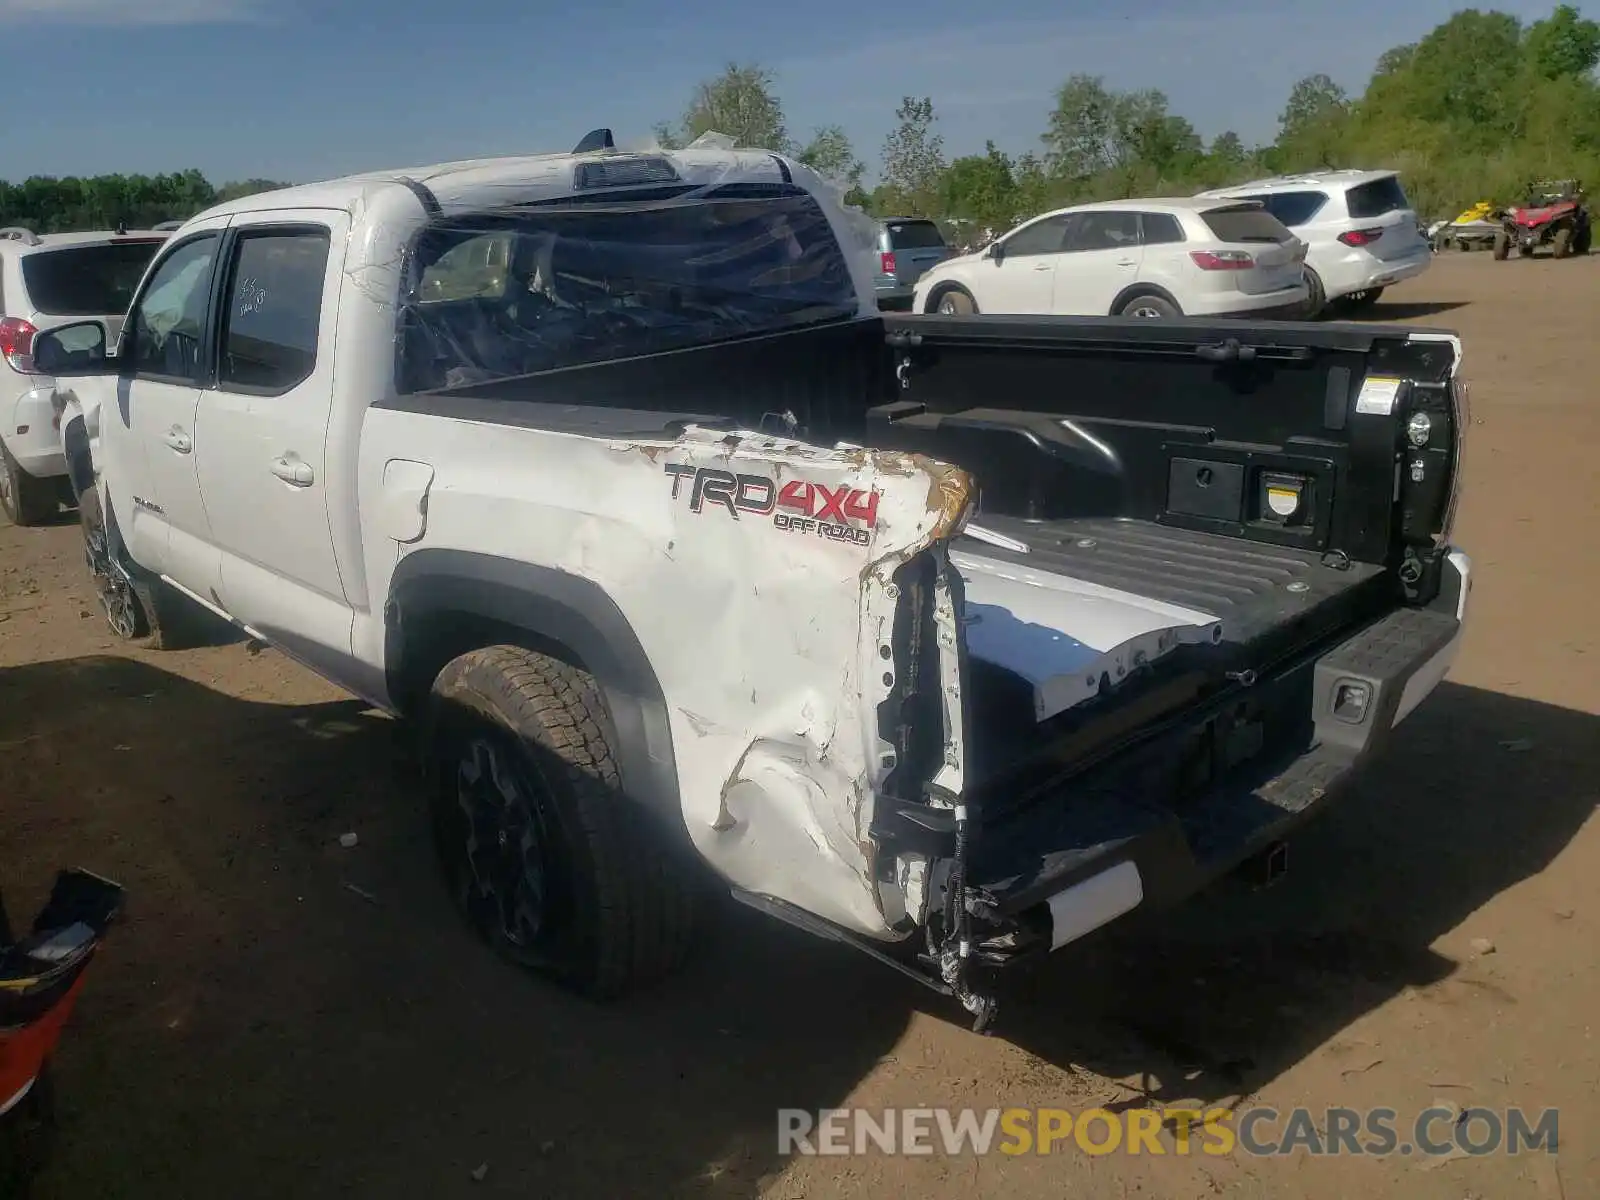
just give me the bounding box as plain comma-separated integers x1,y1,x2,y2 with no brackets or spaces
385,549,684,833
1109,282,1183,317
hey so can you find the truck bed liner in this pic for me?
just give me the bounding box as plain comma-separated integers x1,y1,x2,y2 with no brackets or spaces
954,515,1387,647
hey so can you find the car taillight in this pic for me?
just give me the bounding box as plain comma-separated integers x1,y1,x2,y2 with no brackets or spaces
1338,227,1386,247
1189,249,1254,270
880,251,898,275
0,317,40,374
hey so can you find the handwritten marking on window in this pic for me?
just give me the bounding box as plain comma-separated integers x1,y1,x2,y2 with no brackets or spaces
238,276,268,317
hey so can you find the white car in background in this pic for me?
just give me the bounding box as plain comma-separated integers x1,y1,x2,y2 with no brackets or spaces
1196,170,1432,317
0,226,168,525
910,197,1308,320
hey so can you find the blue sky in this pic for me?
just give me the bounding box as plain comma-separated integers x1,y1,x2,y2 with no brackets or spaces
0,0,1570,185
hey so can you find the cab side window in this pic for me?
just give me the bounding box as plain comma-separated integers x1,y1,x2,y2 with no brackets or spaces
125,235,221,383
217,229,331,394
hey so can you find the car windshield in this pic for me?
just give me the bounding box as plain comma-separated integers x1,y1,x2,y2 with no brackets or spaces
21,239,165,317
398,184,860,393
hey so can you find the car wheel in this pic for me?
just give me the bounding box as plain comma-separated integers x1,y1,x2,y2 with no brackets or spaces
934,288,977,316
78,487,200,650
0,443,60,527
424,645,700,999
1302,268,1327,320
1118,294,1180,319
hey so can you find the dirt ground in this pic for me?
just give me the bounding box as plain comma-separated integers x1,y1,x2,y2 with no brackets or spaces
2,252,1597,1199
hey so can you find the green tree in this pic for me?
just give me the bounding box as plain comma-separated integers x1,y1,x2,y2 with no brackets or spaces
940,141,1019,230
795,125,865,192
879,96,946,216
660,62,792,151
1277,74,1350,168
1525,3,1600,78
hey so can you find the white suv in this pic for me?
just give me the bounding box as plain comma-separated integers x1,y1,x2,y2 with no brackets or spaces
1196,170,1432,317
911,197,1308,320
0,226,168,525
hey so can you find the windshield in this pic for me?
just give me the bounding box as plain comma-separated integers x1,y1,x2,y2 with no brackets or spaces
21,239,165,317
398,184,860,393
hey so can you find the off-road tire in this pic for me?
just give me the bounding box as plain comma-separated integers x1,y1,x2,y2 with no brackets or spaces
932,286,977,316
77,487,201,651
0,442,59,527
424,645,699,1000
1553,227,1573,259
1493,231,1510,260
1574,224,1591,255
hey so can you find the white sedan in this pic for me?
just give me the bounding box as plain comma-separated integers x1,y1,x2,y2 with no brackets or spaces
912,197,1309,319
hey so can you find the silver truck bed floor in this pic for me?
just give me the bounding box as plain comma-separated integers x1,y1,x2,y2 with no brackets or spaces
952,516,1385,649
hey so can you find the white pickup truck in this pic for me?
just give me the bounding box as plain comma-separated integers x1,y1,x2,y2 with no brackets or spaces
38,131,1472,1027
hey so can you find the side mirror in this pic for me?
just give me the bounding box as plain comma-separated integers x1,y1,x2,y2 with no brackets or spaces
33,321,112,376
985,241,1005,264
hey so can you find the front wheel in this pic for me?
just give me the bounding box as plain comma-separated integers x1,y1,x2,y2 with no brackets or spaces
933,287,977,316
424,645,700,999
1553,227,1573,259
78,488,197,650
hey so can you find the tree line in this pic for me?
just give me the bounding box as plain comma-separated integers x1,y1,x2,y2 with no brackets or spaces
655,4,1600,243
0,174,290,234
6,5,1597,241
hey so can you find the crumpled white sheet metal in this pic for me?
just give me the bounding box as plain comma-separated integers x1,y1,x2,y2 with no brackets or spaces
950,547,1224,722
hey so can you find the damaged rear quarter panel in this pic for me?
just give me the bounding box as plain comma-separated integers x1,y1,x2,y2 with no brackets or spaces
360,411,973,939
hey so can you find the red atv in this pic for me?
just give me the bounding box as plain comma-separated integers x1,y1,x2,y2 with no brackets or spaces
1494,179,1592,259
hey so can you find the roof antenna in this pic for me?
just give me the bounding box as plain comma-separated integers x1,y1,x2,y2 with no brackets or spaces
115,219,127,236
572,128,615,154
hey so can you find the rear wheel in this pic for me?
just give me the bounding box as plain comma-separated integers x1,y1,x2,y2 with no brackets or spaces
1493,231,1510,260
0,443,59,527
933,287,977,316
424,645,699,999
1118,293,1180,319
1575,223,1592,255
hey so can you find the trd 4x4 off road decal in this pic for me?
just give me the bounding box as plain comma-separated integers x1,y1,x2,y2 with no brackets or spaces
664,464,880,547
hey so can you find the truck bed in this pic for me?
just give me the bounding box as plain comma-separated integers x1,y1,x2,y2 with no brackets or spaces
953,515,1396,812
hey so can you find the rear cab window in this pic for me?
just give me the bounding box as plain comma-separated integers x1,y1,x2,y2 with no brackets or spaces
401,183,860,393
1345,175,1411,220
884,220,946,250
21,239,165,317
1200,204,1296,244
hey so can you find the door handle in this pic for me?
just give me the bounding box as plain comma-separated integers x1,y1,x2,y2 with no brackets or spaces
1116,259,1137,267
270,455,315,487
161,427,192,454
1033,263,1053,271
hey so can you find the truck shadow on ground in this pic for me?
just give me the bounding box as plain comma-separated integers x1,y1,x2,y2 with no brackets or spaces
0,656,1592,1198
1342,299,1470,321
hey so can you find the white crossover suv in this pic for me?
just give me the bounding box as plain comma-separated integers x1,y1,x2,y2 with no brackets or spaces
911,197,1308,320
1196,170,1432,317
0,226,168,524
